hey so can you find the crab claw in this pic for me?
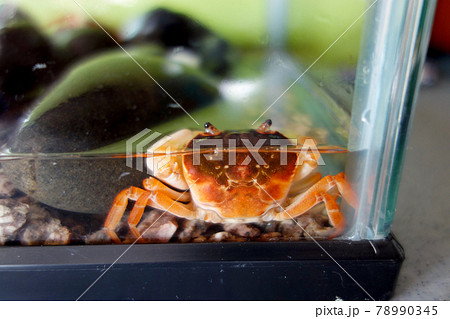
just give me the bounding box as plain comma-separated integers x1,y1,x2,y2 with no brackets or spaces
204,122,220,135
256,119,272,133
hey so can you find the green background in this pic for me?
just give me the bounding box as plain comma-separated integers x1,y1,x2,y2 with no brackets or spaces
13,0,366,66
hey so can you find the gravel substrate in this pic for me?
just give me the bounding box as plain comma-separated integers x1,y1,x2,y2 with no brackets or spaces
0,165,334,245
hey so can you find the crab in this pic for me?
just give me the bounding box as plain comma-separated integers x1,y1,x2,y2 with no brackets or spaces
104,120,358,243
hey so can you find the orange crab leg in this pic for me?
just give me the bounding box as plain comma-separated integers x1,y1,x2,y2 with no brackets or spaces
150,191,194,219
126,178,193,242
143,178,190,202
294,159,319,181
334,172,359,209
104,186,147,243
278,175,335,218
105,176,194,243
127,192,152,243
322,192,345,238
289,153,321,194
126,188,194,240
276,173,357,237
289,171,322,195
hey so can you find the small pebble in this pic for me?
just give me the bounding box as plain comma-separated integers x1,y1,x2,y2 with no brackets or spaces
0,198,28,244
177,219,209,243
259,232,282,241
278,220,303,239
209,231,232,242
223,223,261,238
19,205,70,245
86,229,113,245
255,221,278,233
0,169,18,198
192,235,207,243
134,211,178,243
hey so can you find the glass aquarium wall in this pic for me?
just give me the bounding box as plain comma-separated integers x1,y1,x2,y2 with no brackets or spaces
347,0,436,239
0,0,436,245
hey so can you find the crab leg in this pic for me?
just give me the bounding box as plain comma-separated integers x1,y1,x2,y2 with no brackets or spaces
294,159,319,181
143,178,190,202
334,172,359,209
127,190,194,241
277,175,336,219
149,191,194,219
104,186,147,243
105,176,195,243
126,177,193,242
287,152,322,195
275,173,357,237
289,171,322,195
322,193,345,237
293,146,321,181
127,192,152,243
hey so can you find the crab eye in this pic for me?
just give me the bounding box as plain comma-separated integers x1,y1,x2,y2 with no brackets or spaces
204,122,219,135
256,119,272,133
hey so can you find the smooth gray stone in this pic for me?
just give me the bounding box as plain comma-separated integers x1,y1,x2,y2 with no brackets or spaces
2,158,148,214
3,47,217,214
8,46,217,153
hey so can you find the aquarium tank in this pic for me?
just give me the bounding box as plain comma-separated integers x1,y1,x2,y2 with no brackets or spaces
0,0,436,300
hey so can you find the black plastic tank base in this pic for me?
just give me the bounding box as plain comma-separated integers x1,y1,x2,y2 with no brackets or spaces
0,235,404,300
